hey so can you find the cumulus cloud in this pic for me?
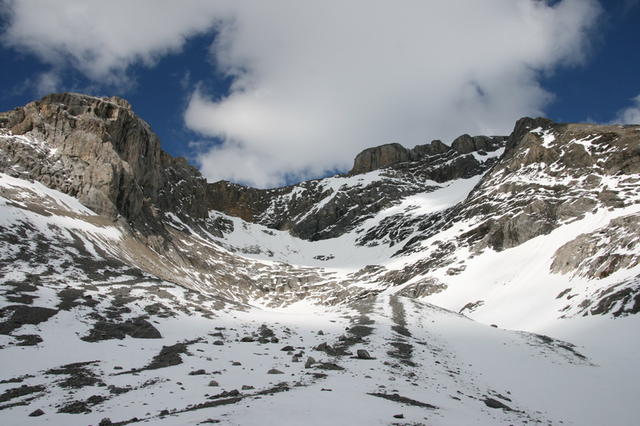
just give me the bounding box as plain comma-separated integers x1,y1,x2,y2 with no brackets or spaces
33,71,61,96
1,0,227,85
2,0,602,187
185,0,601,187
612,94,640,124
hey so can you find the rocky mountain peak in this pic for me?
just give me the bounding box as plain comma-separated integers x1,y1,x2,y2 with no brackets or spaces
42,92,133,111
503,116,555,157
349,142,411,174
349,134,507,175
451,134,502,154
0,92,207,227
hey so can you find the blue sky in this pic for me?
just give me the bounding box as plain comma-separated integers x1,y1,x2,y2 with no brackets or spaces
541,0,640,123
0,1,638,187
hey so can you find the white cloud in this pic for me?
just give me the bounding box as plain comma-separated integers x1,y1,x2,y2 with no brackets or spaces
1,0,228,85
185,0,601,187
33,71,61,96
2,0,602,187
612,94,640,124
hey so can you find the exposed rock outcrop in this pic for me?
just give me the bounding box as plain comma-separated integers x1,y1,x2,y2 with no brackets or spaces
551,213,640,279
348,136,506,175
349,143,411,175
451,134,501,154
0,93,208,228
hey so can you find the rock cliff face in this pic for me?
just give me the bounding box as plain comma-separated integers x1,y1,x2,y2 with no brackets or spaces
349,143,412,174
0,93,208,229
551,213,640,279
348,135,506,175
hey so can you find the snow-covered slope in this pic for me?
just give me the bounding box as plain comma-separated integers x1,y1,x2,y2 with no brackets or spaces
1,94,639,425
3,284,637,426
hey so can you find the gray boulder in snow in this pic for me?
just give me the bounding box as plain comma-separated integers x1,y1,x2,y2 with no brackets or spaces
305,357,316,368
356,349,373,359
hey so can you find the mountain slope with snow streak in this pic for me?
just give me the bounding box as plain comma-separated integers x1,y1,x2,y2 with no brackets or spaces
1,93,639,425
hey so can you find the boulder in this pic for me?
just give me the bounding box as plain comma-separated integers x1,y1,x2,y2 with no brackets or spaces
314,342,337,356
356,349,373,359
29,409,45,417
483,397,512,411
305,357,316,368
